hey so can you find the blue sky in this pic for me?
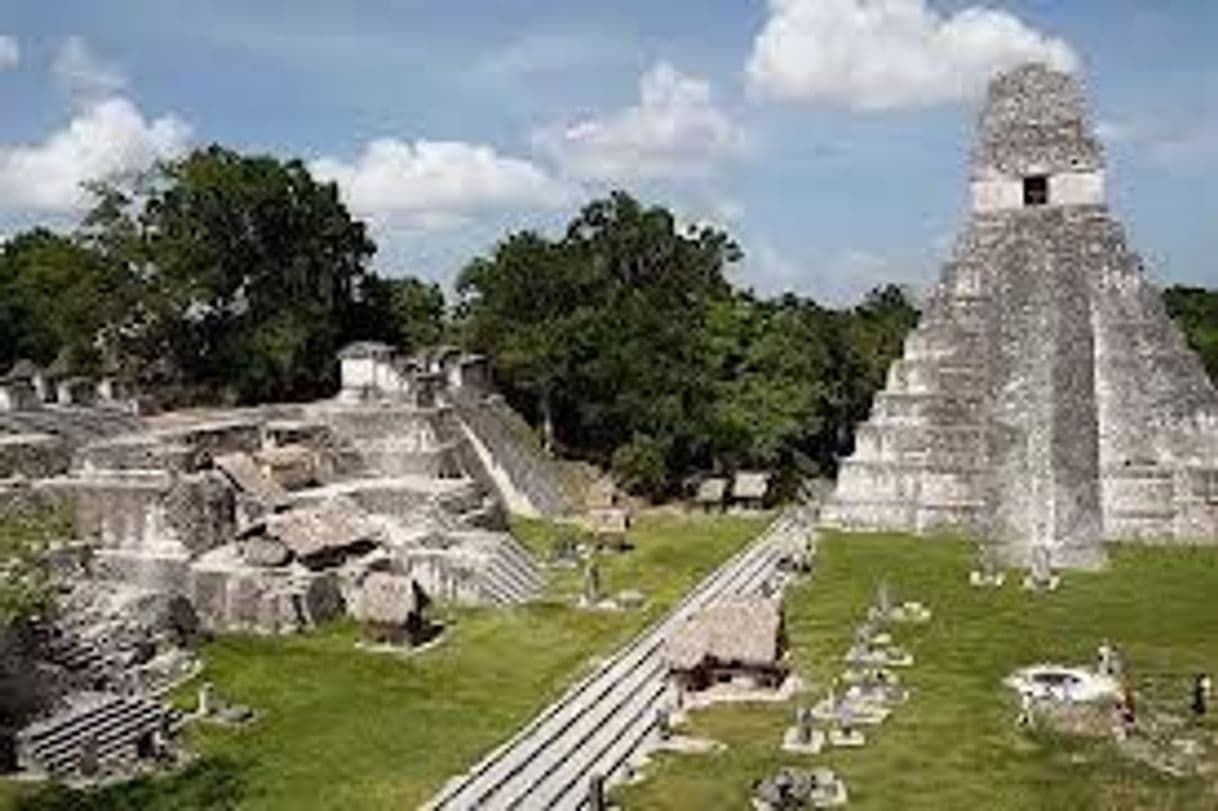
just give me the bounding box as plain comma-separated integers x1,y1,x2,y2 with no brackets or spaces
0,0,1215,304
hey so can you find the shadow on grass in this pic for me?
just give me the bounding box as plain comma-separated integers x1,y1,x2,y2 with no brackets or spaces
14,756,248,811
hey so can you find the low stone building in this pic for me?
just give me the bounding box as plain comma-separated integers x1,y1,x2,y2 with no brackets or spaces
56,377,97,408
730,471,771,509
694,477,728,512
1,361,45,411
0,379,40,413
665,598,787,692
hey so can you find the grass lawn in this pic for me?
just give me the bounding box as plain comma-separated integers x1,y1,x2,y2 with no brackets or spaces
0,511,769,811
616,532,1218,810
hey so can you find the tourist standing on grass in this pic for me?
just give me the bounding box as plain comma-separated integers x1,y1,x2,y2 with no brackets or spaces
1018,691,1034,728
1193,674,1210,718
1114,685,1135,740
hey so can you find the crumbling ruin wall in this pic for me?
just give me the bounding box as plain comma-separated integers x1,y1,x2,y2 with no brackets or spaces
0,435,68,480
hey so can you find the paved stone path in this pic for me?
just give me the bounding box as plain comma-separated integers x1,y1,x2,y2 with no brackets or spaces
427,505,818,810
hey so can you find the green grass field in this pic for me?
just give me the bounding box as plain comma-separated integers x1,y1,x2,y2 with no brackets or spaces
0,512,769,811
616,532,1218,810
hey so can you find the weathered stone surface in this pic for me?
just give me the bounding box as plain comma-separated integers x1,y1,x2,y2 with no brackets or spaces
164,471,236,555
239,537,291,568
0,433,68,479
255,444,318,490
824,63,1218,566
261,498,380,567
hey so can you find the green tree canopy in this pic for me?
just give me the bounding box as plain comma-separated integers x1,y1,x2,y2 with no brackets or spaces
457,191,919,498
458,192,743,495
1163,285,1218,384
84,145,377,404
0,228,131,374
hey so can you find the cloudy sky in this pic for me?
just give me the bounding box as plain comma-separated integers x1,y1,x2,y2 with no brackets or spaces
1,0,1215,304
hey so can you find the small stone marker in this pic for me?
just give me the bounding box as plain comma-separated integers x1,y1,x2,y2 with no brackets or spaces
797,705,814,745
655,706,671,741
970,544,1006,587
583,556,602,605
1024,545,1060,591
587,773,606,811
1097,639,1118,677
875,577,892,617
198,681,215,716
78,733,99,777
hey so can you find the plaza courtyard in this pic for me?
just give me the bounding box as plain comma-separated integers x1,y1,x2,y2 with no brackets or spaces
3,515,1215,809
618,532,1218,810
0,513,768,810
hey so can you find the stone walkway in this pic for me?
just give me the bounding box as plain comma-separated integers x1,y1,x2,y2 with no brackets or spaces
426,505,817,810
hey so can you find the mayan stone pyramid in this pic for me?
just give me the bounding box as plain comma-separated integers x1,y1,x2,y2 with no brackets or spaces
822,63,1218,569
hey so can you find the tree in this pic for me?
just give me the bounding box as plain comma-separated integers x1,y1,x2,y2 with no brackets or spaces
84,145,376,404
703,293,837,476
0,228,130,373
829,284,920,460
458,192,741,496
351,275,448,353
1163,285,1218,385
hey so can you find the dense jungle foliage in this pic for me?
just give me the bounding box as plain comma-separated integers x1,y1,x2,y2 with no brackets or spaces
1,147,1213,497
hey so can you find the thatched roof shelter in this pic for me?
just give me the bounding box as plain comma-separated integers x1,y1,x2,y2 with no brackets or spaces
695,478,728,506
665,598,783,672
588,507,629,535
585,475,619,510
2,359,40,382
337,341,394,360
44,350,72,379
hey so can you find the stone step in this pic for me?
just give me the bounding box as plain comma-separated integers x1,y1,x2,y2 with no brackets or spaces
19,694,168,777
451,392,572,516
428,512,807,809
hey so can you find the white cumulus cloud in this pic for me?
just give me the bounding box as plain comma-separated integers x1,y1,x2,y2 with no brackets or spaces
747,0,1078,110
0,97,191,212
53,36,127,102
311,139,573,230
0,36,19,70
533,62,745,182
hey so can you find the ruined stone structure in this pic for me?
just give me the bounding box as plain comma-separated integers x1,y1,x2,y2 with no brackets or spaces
339,342,575,517
823,64,1218,568
0,346,553,649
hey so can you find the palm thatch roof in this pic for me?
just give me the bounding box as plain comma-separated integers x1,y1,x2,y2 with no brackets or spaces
585,475,618,510
2,359,40,382
44,350,72,378
665,598,783,671
337,341,394,360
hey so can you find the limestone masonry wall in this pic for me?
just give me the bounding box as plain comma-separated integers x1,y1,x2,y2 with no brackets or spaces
824,64,1218,566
